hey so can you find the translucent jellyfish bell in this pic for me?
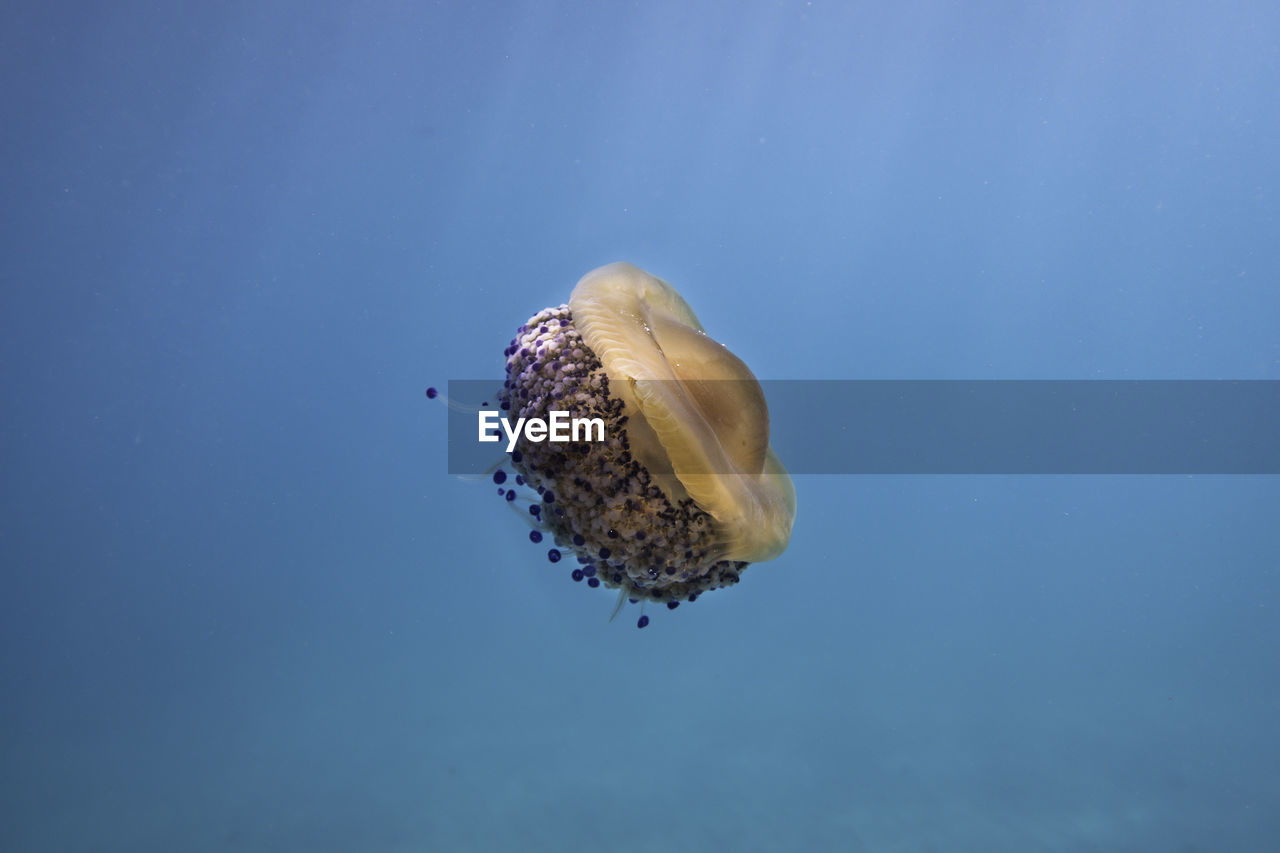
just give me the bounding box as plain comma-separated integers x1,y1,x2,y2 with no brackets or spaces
569,262,795,563
495,262,796,623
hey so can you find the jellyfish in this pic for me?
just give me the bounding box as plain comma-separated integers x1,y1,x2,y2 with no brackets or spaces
491,262,796,627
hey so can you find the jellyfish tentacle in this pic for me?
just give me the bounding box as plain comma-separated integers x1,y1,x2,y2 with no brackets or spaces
608,586,628,622
425,385,491,416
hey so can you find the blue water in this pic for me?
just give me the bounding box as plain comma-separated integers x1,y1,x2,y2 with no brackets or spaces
2,2,1278,850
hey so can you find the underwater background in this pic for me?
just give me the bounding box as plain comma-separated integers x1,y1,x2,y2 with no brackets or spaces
2,1,1278,851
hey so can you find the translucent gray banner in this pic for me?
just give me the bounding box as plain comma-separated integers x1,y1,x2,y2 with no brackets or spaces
442,380,1280,474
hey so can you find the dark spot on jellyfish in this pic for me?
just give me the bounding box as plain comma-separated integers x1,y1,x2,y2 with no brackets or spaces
587,577,600,588
666,601,679,610
426,387,438,399
572,534,585,547
635,530,646,541
582,564,596,577
571,569,584,582
528,505,541,518
543,491,555,503
607,529,618,539
493,470,507,485
547,549,562,563
529,530,543,544
599,547,611,559
637,615,650,629
505,490,515,502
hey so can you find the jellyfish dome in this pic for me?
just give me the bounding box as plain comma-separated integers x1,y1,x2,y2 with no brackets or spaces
497,262,796,623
